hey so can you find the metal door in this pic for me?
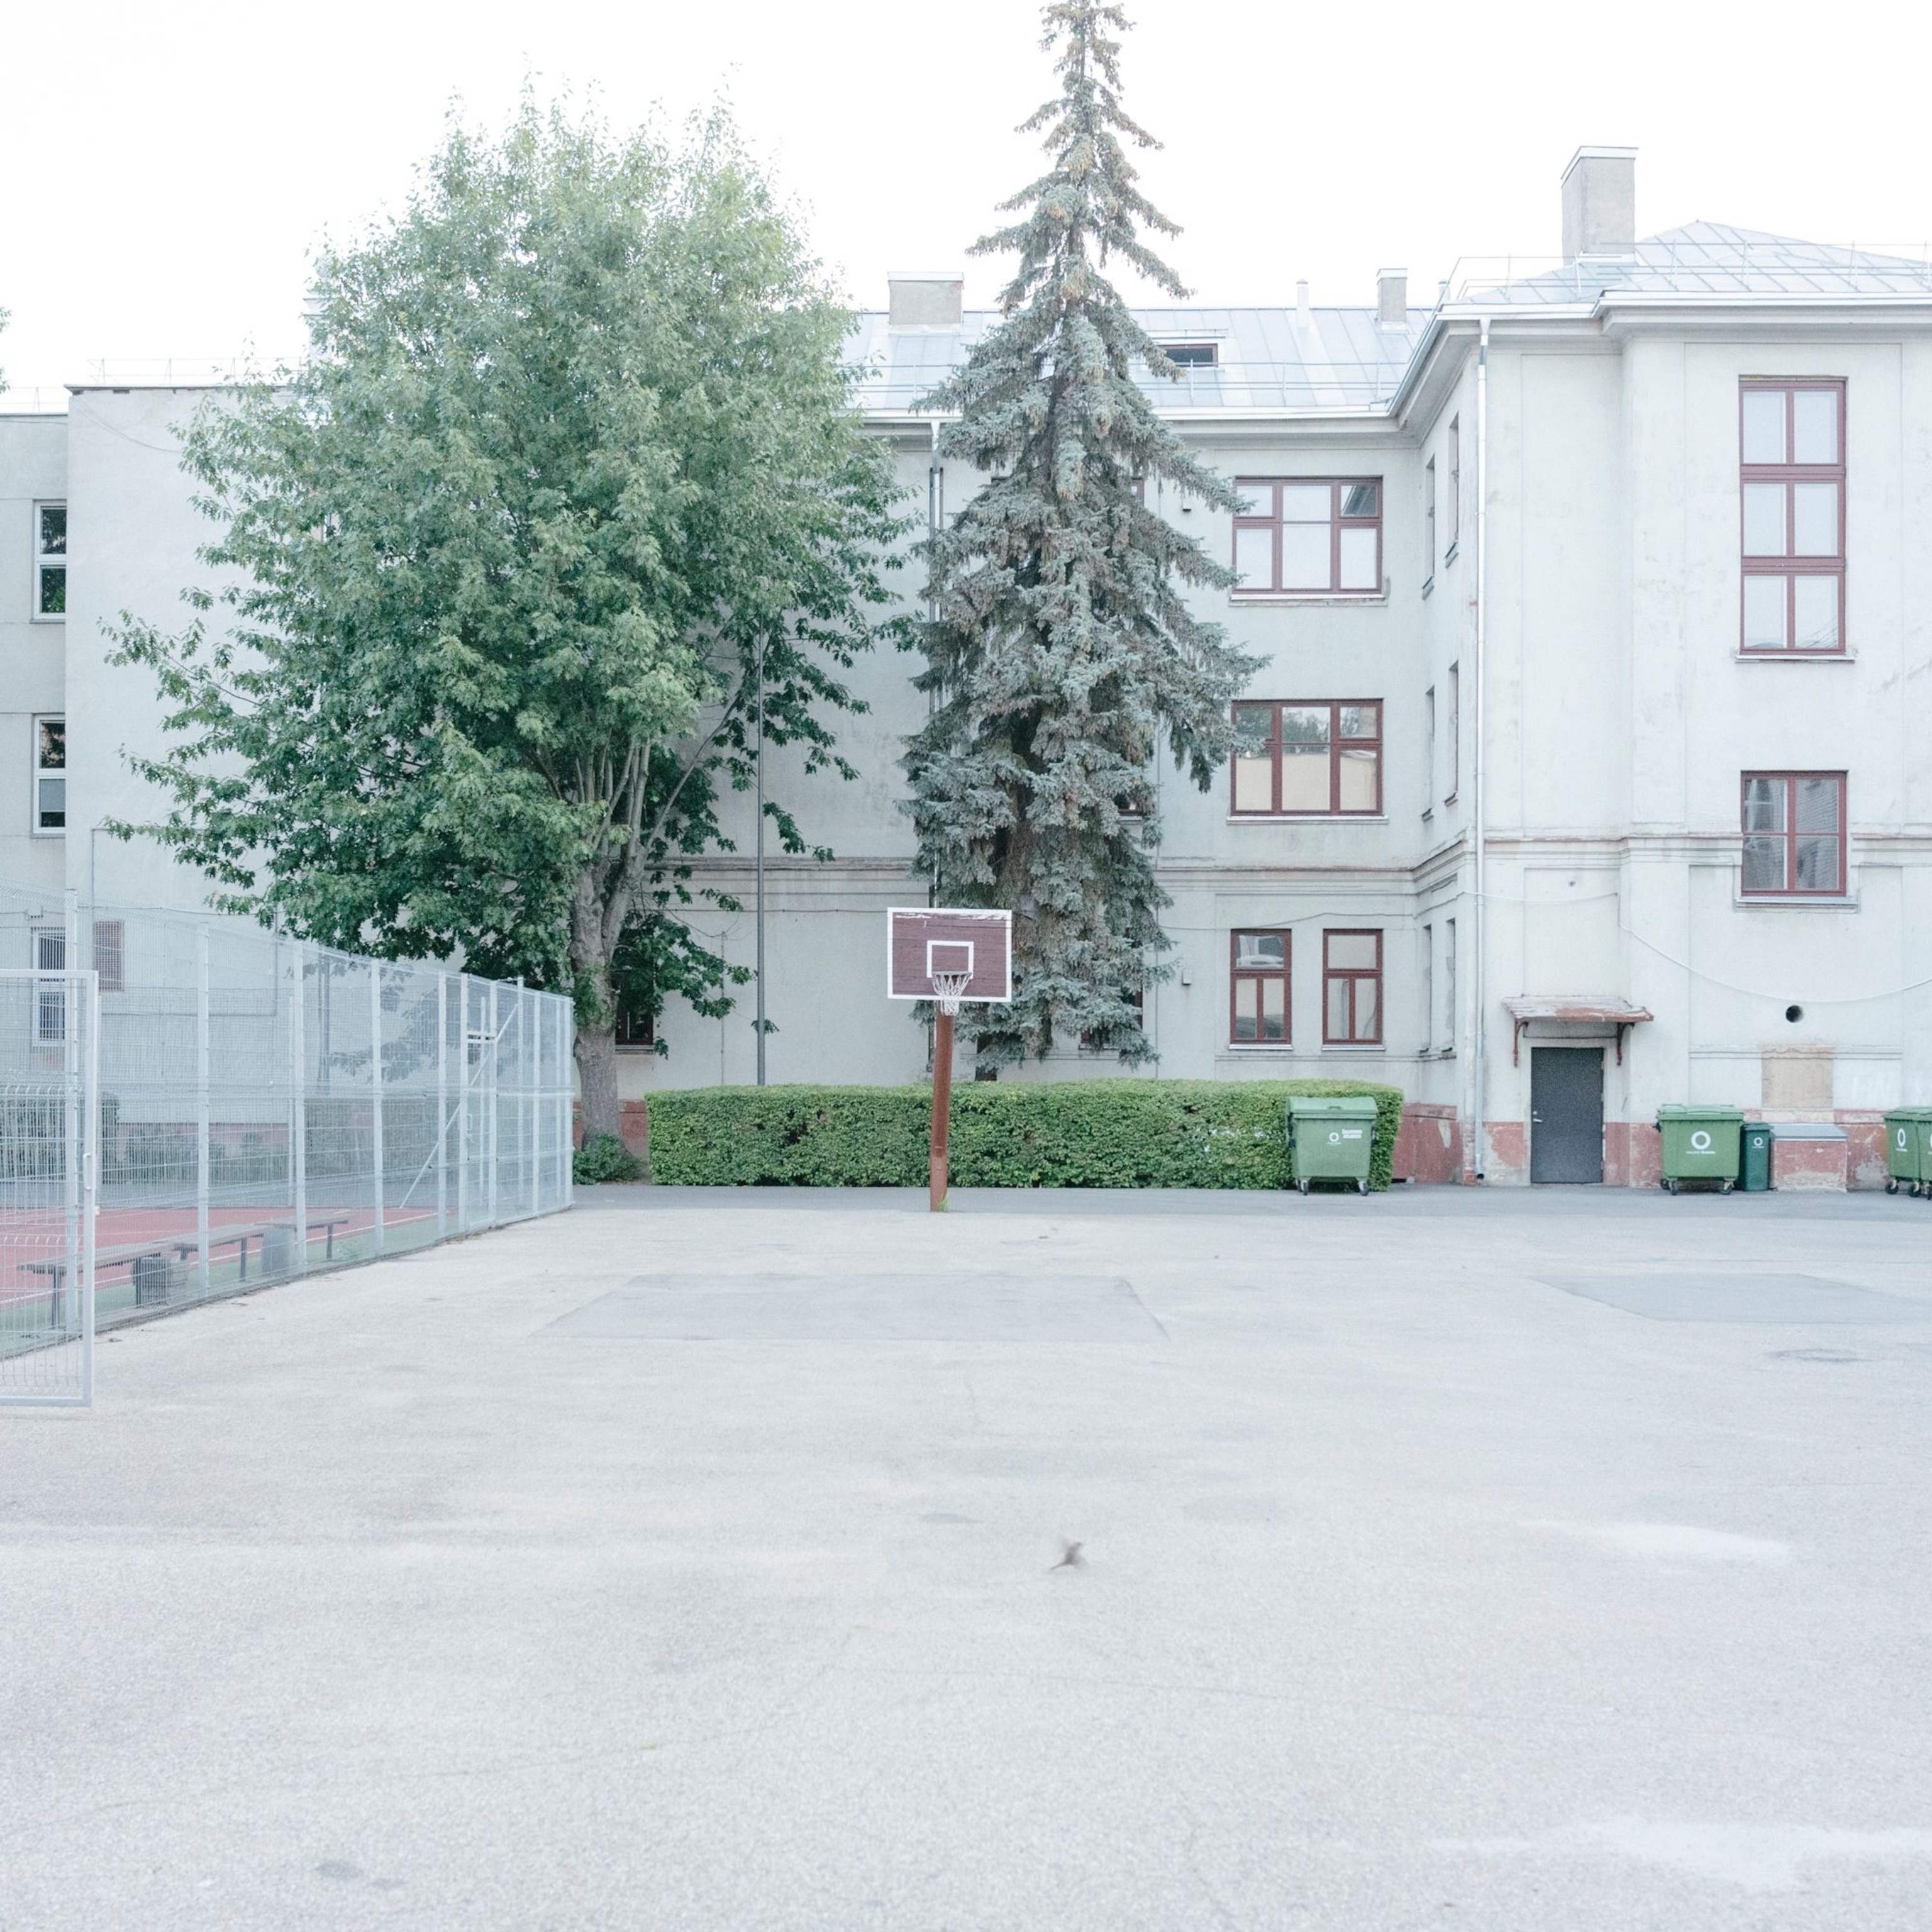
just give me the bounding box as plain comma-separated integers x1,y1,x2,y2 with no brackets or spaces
0,969,97,1406
1530,1046,1604,1185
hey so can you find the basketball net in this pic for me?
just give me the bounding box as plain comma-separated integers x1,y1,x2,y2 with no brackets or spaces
930,971,972,1018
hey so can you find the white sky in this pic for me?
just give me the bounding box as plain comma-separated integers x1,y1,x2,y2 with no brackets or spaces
3,0,1925,397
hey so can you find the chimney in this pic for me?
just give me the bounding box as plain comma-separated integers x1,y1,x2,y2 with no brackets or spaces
1561,147,1637,262
888,270,964,330
1295,279,1312,331
1376,267,1407,326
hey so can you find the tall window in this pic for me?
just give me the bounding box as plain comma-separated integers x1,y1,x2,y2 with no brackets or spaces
1741,380,1845,653
1421,925,1434,1050
614,994,655,1048
34,928,65,1042
1446,419,1460,550
92,919,125,995
33,503,66,619
1445,665,1459,804
1424,458,1436,579
1741,772,1846,897
1323,930,1383,1045
1231,701,1381,816
33,717,65,833
1423,687,1436,812
1230,931,1289,1044
1233,479,1382,594
1443,919,1456,1050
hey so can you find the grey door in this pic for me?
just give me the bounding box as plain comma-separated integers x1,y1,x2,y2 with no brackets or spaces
1530,1047,1604,1184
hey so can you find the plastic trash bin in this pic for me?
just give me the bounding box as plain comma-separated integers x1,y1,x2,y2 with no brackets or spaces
1740,1121,1774,1193
1884,1108,1932,1196
1657,1104,1744,1194
1287,1096,1378,1196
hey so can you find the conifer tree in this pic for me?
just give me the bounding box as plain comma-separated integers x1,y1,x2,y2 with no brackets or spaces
904,0,1257,1068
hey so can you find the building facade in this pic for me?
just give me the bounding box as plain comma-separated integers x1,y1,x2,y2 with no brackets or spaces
5,150,1930,1182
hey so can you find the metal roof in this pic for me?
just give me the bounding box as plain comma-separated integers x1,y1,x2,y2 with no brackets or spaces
845,304,1425,414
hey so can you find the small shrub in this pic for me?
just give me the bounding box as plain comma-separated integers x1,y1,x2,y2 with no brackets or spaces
645,1079,1403,1191
574,1132,643,1185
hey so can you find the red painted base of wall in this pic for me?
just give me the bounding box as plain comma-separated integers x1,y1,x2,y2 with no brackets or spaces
1771,1134,1847,1191
1606,1122,1662,1189
1392,1103,1462,1183
571,1100,652,1167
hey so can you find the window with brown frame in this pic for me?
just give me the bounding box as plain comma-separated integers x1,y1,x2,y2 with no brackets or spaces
1230,931,1289,1045
1740,380,1845,653
1741,772,1846,897
1323,930,1382,1044
1232,478,1382,594
1230,701,1381,816
614,993,655,1048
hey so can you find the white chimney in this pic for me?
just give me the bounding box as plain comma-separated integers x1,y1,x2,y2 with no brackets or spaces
1295,279,1312,331
1561,147,1637,262
888,270,964,329
1376,267,1407,326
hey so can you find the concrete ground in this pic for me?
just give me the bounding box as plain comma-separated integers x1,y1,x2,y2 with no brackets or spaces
4,1184,1932,1931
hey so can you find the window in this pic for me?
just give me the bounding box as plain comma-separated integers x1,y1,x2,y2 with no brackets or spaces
1446,419,1460,550
614,992,655,1048
1740,380,1844,653
92,919,125,994
33,503,66,619
1230,701,1381,816
1232,478,1382,594
1156,341,1217,368
1323,930,1382,1045
1230,931,1290,1044
1423,687,1436,813
1741,772,1846,897
34,929,65,1042
1423,458,1436,580
1445,665,1459,804
1443,919,1456,1050
33,717,65,833
1421,925,1433,1050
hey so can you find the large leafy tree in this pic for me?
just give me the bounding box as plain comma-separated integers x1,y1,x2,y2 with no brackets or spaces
905,0,1257,1069
111,98,906,1136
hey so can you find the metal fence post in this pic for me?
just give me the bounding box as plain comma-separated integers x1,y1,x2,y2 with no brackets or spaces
62,894,80,1337
80,969,97,1405
196,926,211,1300
457,975,470,1233
370,958,386,1258
486,980,499,1228
436,971,448,1241
292,943,308,1274
523,985,535,1218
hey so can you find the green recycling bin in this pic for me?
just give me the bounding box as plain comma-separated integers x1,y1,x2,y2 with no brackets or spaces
1287,1096,1378,1196
1740,1122,1774,1193
1657,1104,1744,1194
1883,1108,1932,1196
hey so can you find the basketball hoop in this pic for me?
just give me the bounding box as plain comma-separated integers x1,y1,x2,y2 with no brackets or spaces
930,970,972,1017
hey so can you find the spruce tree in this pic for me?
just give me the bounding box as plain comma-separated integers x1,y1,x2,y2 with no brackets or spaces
905,0,1257,1069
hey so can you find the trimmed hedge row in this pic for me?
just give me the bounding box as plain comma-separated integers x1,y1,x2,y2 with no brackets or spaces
643,1079,1404,1191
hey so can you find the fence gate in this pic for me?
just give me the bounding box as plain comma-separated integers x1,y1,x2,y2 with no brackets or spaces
0,968,98,1407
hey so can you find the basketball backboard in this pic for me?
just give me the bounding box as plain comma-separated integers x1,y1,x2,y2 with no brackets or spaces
886,908,1013,1003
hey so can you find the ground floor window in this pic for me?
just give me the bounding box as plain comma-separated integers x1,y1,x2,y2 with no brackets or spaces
1741,772,1845,896
1323,930,1382,1044
1230,931,1289,1043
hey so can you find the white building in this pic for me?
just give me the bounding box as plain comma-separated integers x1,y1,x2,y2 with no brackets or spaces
6,150,1931,1184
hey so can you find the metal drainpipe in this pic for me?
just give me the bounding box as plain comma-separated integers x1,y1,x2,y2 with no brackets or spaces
1468,316,1491,1181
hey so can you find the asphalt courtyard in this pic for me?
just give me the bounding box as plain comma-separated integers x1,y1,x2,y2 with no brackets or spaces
5,1182,1932,1931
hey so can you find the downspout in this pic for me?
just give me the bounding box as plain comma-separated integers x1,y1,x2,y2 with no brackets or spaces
1468,316,1491,1180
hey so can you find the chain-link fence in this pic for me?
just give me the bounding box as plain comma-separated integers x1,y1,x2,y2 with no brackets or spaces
0,884,572,1402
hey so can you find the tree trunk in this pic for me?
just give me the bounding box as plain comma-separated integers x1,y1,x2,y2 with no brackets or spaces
575,1018,622,1143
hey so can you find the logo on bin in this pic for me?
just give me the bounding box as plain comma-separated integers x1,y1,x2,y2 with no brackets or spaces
1899,1128,1910,1151
1327,1130,1341,1143
1690,1130,1713,1153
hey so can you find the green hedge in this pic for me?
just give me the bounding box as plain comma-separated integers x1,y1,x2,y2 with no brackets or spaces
643,1079,1403,1191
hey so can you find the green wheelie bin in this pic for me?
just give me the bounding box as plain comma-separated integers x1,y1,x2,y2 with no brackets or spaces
1883,1107,1932,1196
1287,1095,1378,1196
1657,1104,1744,1194
1740,1121,1774,1192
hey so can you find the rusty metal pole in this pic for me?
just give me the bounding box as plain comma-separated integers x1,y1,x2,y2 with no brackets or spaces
930,1009,954,1211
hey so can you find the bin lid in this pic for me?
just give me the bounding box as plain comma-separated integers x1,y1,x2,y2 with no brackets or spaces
1656,1104,1745,1123
1287,1096,1380,1118
1884,1106,1932,1121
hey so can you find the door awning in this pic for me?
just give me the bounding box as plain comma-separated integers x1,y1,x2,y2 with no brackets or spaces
1503,997,1654,1065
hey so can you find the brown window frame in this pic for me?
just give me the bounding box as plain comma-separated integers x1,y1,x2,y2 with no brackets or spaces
1740,379,1846,656
1322,929,1384,1045
614,992,656,1049
1232,477,1383,596
1740,770,1848,899
1229,930,1291,1046
1230,700,1382,818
